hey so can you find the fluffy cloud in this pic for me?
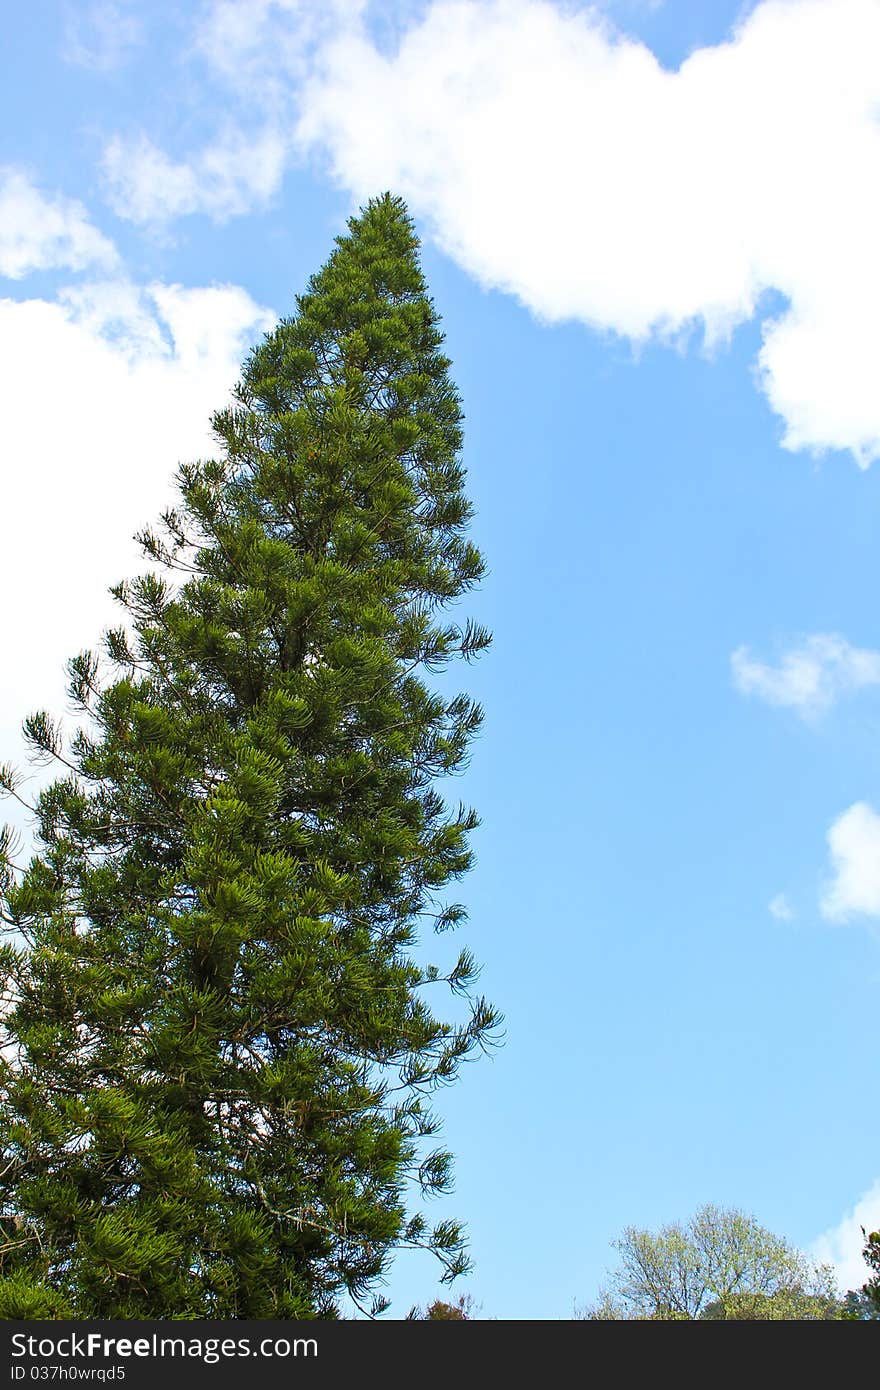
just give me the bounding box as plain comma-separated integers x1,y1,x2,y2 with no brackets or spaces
194,0,367,92
768,893,794,921
820,802,880,922
731,634,880,718
102,127,288,225
0,278,275,786
0,169,119,279
100,0,370,225
115,0,880,461
813,1178,880,1292
290,0,880,464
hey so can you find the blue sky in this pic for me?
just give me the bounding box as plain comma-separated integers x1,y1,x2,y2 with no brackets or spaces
3,0,880,1317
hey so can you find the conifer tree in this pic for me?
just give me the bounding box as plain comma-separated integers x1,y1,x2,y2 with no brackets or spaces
0,195,497,1319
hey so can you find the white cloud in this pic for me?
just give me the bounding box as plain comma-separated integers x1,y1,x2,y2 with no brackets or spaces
0,278,275,786
813,1178,880,1292
820,802,880,922
62,0,143,71
93,0,880,455
99,0,370,226
0,169,119,279
731,634,880,718
289,0,880,465
194,0,365,91
102,126,288,226
768,893,794,921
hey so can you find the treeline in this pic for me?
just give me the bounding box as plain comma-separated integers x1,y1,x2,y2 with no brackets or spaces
424,1205,880,1320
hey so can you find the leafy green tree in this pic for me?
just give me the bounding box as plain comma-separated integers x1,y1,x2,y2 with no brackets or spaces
581,1204,840,1320
862,1229,880,1313
699,1286,840,1320
842,1228,880,1318
0,195,498,1320
841,1288,880,1320
409,1292,475,1319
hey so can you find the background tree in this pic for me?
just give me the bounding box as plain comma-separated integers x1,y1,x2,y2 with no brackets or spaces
580,1203,840,1320
408,1292,475,1319
0,195,498,1319
841,1227,880,1318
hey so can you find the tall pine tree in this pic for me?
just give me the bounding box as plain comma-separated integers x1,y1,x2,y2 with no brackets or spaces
0,195,497,1319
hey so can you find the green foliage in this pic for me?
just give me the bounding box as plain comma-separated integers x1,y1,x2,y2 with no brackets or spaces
842,1229,880,1318
863,1229,880,1313
0,195,498,1319
409,1293,475,1319
699,1287,841,1320
581,1203,841,1320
